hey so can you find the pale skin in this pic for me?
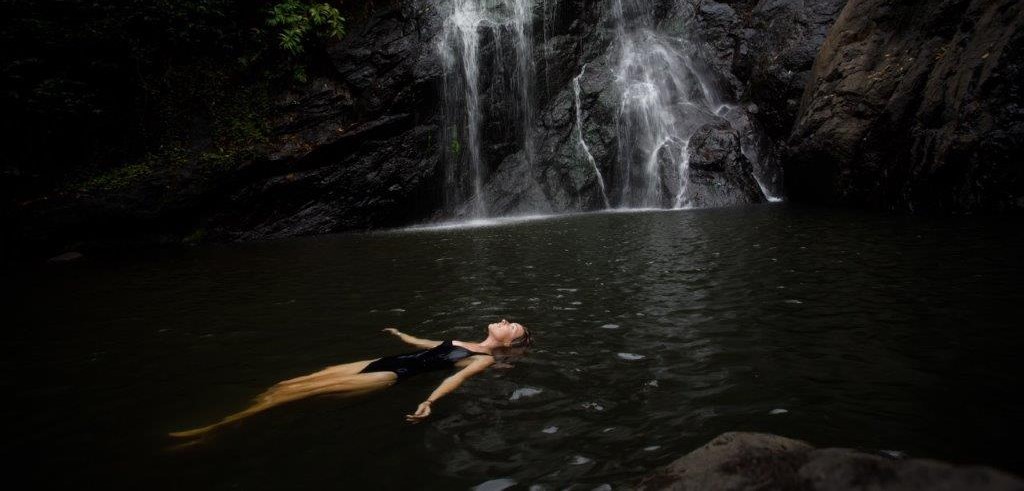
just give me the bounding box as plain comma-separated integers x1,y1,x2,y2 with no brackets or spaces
169,319,528,438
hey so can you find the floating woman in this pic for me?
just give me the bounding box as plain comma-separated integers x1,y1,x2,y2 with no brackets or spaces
169,319,532,438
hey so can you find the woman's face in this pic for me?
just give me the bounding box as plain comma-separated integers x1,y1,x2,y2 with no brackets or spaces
488,319,525,344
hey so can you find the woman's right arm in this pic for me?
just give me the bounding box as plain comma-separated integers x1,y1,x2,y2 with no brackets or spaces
382,327,441,349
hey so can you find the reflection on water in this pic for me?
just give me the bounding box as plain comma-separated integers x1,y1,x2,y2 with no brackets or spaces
6,204,1024,488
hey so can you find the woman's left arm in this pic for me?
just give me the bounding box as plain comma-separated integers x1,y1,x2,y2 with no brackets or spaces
406,356,495,422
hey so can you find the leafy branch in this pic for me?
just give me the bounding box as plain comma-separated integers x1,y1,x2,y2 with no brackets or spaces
266,0,346,81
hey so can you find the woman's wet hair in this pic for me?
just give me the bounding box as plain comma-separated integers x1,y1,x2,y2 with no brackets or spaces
509,324,532,348
489,324,533,365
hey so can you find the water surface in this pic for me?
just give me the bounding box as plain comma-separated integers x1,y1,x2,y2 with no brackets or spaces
6,205,1024,488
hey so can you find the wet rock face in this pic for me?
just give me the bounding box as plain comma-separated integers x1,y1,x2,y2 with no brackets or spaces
686,123,767,207
693,0,847,196
638,432,1024,490
738,0,848,140
785,0,1024,212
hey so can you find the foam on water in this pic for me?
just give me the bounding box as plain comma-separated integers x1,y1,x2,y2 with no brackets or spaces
403,214,560,231
510,387,543,401
881,450,907,459
472,478,517,491
395,207,696,233
569,455,592,465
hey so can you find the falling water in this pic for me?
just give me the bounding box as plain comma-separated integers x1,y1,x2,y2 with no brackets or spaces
439,0,536,217
611,0,731,209
572,64,610,208
672,139,691,209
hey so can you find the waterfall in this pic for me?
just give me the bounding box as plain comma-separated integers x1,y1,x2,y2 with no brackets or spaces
438,0,536,217
436,0,771,219
573,64,610,208
611,0,730,208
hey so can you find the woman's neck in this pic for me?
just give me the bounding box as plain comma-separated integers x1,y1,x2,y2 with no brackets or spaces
474,336,505,351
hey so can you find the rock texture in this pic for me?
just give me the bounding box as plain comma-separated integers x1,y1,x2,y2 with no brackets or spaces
639,432,1024,491
204,3,450,238
688,0,848,196
786,0,1024,212
686,123,768,207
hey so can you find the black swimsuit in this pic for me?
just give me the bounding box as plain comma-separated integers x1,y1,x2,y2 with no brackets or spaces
359,340,490,380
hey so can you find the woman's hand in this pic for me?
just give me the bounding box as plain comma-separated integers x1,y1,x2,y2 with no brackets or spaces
382,327,400,336
405,401,432,423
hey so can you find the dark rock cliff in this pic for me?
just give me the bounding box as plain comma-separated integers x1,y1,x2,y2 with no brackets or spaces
205,3,449,240
7,0,850,260
785,0,1024,212
8,1,450,257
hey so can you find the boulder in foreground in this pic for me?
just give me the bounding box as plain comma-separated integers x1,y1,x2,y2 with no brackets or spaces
639,432,1023,491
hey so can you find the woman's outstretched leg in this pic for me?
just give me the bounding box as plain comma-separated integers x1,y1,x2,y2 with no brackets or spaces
275,359,376,386
169,370,397,439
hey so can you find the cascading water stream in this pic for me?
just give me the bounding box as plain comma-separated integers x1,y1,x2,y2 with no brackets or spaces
611,0,726,209
438,0,535,217
572,64,611,208
672,139,691,209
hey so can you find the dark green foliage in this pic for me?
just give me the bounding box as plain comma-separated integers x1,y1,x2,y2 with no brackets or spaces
1,0,345,201
268,0,346,55
267,0,346,82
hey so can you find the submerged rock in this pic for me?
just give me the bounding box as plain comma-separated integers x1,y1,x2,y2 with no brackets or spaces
638,432,1023,490
786,0,1024,212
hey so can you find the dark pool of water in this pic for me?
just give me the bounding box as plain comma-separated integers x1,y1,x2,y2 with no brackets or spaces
5,204,1024,489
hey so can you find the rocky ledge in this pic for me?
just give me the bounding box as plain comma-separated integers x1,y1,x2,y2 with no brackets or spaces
638,432,1023,491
